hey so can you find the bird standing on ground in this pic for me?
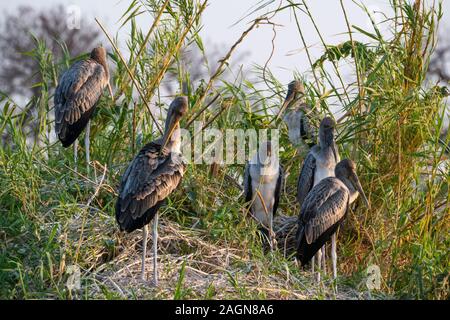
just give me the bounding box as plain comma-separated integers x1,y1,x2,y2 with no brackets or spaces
296,116,340,279
244,141,284,250
296,159,370,279
54,46,113,172
278,80,318,149
115,96,188,285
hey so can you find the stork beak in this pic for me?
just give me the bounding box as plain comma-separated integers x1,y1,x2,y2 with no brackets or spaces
275,94,293,122
107,82,114,101
331,142,340,163
161,113,178,153
352,173,370,209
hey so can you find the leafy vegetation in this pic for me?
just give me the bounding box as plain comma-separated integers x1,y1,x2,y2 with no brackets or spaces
0,0,448,299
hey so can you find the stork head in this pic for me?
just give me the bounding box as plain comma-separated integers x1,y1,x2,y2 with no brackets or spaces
286,80,305,99
90,47,113,99
276,80,305,121
161,96,188,152
318,116,336,146
335,159,370,209
90,47,107,64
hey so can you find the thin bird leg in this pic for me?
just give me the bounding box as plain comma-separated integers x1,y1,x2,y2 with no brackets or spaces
74,139,79,173
153,212,159,287
269,209,274,252
85,120,91,174
311,254,315,274
316,249,322,282
322,246,327,275
331,233,337,279
141,225,148,281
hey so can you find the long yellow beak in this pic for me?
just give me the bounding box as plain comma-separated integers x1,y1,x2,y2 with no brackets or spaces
352,174,370,209
107,82,114,101
275,95,293,122
161,115,178,153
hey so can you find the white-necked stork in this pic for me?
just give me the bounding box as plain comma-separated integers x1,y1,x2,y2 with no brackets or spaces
244,141,284,250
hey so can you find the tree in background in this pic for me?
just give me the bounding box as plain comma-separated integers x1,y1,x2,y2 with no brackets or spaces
428,30,450,84
428,28,450,152
0,5,102,98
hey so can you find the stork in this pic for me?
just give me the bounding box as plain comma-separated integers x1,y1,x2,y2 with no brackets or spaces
54,46,113,172
115,96,188,285
278,80,318,149
244,141,284,250
296,116,340,280
296,159,370,279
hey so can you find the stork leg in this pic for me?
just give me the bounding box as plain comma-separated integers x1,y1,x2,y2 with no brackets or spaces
331,233,337,279
141,225,148,281
269,215,275,252
311,254,315,274
316,248,322,282
74,139,79,173
322,246,327,275
85,120,90,174
152,212,159,287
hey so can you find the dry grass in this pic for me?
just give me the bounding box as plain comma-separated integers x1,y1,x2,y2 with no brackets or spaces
80,218,366,300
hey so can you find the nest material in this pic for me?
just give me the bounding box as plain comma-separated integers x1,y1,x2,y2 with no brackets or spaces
273,214,298,257
77,216,366,300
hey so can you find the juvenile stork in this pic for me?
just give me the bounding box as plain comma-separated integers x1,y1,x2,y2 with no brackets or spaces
54,47,113,171
116,96,188,285
296,159,370,279
278,80,318,149
296,116,339,279
297,117,340,204
244,141,284,250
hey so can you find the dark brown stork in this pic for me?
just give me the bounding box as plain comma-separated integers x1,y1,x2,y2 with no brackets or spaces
54,46,113,171
296,159,370,280
296,116,340,279
116,96,188,285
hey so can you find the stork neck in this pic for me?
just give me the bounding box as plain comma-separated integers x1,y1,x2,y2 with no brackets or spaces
164,124,182,153
291,96,305,110
319,134,333,148
92,57,109,78
337,175,359,204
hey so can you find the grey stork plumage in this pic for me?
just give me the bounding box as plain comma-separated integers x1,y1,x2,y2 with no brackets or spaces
244,141,284,250
296,116,340,279
296,159,370,279
54,47,113,171
297,117,340,205
115,96,188,285
278,80,318,149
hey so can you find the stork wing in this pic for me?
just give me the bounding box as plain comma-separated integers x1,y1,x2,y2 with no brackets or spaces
299,178,349,244
116,142,186,229
54,59,106,141
272,165,284,217
297,151,316,205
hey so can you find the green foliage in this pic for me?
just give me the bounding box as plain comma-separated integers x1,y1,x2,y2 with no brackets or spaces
0,0,448,299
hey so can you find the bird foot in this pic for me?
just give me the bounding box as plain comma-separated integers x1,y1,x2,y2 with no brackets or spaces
138,275,158,287
269,230,277,251
270,238,278,251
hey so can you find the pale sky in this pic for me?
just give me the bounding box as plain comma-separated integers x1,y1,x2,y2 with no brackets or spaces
2,0,449,86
